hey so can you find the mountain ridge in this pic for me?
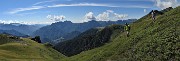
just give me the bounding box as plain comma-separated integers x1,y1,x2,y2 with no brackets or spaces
32,19,137,43
0,24,44,35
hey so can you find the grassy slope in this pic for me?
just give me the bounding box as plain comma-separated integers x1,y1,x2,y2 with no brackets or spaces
60,6,180,61
0,36,65,61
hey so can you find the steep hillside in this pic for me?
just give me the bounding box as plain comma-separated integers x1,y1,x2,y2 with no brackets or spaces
32,19,136,43
59,6,180,61
0,34,65,61
54,25,124,56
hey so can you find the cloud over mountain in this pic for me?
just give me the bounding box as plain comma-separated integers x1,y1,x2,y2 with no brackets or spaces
96,12,110,21
84,12,96,21
0,20,21,24
47,15,66,21
155,0,179,9
84,10,128,21
113,13,128,20
144,9,147,13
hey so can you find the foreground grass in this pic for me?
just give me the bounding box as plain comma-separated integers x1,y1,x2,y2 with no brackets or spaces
0,38,65,61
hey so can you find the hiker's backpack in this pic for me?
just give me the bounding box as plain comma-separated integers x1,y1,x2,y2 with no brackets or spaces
127,25,130,31
125,25,130,31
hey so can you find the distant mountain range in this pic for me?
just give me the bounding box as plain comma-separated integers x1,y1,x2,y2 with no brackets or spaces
0,23,45,35
32,19,137,43
0,29,29,37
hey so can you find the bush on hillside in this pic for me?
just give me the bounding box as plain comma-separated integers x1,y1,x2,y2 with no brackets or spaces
44,42,53,47
31,36,41,43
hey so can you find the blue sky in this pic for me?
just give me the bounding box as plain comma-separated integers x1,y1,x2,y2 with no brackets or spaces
0,0,179,24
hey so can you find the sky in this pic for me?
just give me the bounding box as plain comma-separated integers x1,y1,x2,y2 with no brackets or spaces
0,0,179,24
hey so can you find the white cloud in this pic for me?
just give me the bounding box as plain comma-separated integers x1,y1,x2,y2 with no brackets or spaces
155,0,179,9
113,13,128,20
15,12,37,16
33,0,55,5
107,5,150,8
0,19,54,25
9,6,45,14
144,9,147,13
84,12,96,22
47,3,150,8
47,15,66,21
97,10,128,21
0,20,20,24
47,3,108,7
96,12,110,21
8,2,151,14
106,10,114,13
84,10,128,22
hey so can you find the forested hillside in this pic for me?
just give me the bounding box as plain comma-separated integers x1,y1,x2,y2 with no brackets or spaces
54,24,124,56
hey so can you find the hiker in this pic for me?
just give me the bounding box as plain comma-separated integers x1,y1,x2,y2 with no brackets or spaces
151,10,156,22
124,23,130,37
